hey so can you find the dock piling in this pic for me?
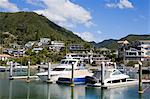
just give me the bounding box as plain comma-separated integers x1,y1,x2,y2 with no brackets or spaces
101,62,105,85
26,61,30,83
70,62,75,87
47,62,51,83
138,61,143,94
9,61,13,80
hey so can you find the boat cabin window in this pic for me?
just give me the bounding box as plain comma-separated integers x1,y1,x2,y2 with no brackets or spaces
61,61,68,64
65,68,72,71
68,61,76,65
61,60,76,65
53,68,65,71
112,70,122,75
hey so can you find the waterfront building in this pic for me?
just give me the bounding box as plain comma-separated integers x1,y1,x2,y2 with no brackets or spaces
117,40,129,60
49,41,64,52
32,47,43,53
12,49,26,57
118,40,150,65
0,54,11,61
139,40,150,59
125,48,142,62
65,53,110,65
3,48,25,57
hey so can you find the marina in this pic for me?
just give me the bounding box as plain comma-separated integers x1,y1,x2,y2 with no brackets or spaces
0,61,150,99
0,78,150,99
0,0,149,98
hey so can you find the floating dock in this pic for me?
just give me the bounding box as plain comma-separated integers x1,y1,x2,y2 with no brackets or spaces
87,79,150,89
10,76,38,80
87,79,138,89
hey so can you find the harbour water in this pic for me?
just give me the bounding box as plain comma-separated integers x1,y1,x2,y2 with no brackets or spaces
0,79,150,99
0,73,150,99
0,72,150,99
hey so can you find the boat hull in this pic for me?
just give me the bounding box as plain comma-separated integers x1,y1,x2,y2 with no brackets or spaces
56,77,86,85
87,79,138,89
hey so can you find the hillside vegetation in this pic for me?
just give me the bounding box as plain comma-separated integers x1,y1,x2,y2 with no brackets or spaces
91,34,150,49
0,12,84,45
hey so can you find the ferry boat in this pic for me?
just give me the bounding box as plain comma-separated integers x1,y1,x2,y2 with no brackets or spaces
37,58,92,83
85,69,138,88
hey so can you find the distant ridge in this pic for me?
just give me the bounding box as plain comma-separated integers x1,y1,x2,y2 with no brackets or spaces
0,12,84,44
90,34,150,49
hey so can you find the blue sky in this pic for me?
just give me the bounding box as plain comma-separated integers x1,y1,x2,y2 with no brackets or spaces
0,0,149,42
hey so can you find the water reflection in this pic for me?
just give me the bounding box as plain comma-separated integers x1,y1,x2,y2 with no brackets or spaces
27,83,30,99
47,84,50,99
3,79,150,99
9,81,12,99
71,86,74,99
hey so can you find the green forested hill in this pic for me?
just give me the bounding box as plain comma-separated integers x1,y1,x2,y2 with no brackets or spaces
0,12,84,44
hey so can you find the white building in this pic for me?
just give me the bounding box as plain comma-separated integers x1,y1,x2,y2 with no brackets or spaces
49,41,64,52
0,54,11,61
25,41,36,48
125,48,142,61
139,40,150,61
40,38,50,44
32,48,43,53
65,53,111,65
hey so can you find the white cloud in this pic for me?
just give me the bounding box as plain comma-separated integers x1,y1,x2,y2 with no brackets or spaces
33,0,92,28
0,0,19,12
106,0,134,9
74,32,95,42
97,30,102,34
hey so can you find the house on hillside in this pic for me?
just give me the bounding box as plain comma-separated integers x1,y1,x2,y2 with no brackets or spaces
40,38,50,44
49,41,64,52
32,47,43,53
68,44,84,51
0,54,11,61
25,41,36,48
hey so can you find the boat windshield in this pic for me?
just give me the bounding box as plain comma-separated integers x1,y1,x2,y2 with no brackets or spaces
52,68,65,71
68,61,76,65
61,61,68,64
60,60,76,65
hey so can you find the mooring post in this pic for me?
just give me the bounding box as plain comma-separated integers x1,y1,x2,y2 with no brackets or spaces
70,62,75,87
9,61,13,80
101,62,105,86
26,61,30,83
138,61,143,94
71,86,74,99
47,62,51,82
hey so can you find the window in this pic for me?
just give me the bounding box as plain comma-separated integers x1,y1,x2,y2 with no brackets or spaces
53,68,65,71
61,61,68,64
68,61,76,65
112,70,122,75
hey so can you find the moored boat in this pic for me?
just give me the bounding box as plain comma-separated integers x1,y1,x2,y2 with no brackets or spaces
85,69,138,88
37,58,92,83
